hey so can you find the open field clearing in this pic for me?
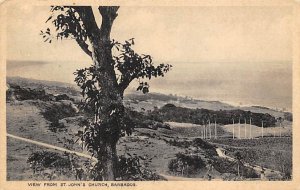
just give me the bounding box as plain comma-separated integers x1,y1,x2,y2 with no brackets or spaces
222,122,292,139
6,101,184,180
164,122,229,138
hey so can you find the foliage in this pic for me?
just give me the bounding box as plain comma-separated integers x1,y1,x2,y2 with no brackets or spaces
212,157,259,179
43,5,171,180
72,40,171,158
168,152,206,176
192,138,217,156
41,102,78,132
166,138,217,157
112,39,172,90
192,138,216,150
84,154,163,181
73,39,171,112
27,151,78,180
154,104,276,127
166,139,192,149
115,154,163,181
283,112,293,122
211,138,292,180
41,6,87,43
27,151,73,169
6,84,51,101
125,93,178,102
209,137,292,148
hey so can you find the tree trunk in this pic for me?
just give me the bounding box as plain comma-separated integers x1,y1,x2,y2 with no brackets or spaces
94,34,124,176
90,7,121,181
98,141,118,180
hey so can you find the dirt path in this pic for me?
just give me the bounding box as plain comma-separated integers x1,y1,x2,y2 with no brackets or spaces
8,133,282,180
7,133,97,161
210,141,290,152
215,147,282,178
7,133,184,180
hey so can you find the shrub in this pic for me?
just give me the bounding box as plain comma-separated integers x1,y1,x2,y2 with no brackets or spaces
27,151,73,169
114,154,163,181
41,102,77,132
166,139,191,148
168,153,206,176
212,157,259,179
193,138,215,149
284,112,293,122
27,151,77,179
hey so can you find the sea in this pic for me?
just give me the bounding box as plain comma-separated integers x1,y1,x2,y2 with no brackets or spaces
6,60,292,112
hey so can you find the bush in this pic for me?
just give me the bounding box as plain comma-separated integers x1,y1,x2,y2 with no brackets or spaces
212,157,259,179
166,139,191,148
166,138,217,157
41,102,77,132
27,151,77,179
27,151,73,169
284,112,293,122
192,138,217,156
168,153,206,176
114,154,163,181
193,138,215,149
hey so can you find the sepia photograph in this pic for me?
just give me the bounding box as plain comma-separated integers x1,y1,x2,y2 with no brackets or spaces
1,0,299,188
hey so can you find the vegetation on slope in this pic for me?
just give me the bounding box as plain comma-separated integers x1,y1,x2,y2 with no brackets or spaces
153,104,277,127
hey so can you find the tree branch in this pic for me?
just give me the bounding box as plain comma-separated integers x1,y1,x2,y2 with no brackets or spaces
98,6,119,41
76,38,92,57
118,74,135,93
73,6,100,41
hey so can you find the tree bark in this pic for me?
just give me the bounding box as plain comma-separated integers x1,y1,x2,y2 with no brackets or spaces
97,141,118,180
92,17,121,182
76,6,122,181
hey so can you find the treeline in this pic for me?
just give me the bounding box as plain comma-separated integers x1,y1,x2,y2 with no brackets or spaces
149,104,276,127
6,84,74,102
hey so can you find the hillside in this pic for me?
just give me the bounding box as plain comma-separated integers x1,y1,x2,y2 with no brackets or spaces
6,77,292,181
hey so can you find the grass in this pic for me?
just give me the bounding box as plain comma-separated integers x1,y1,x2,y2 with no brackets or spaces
221,123,292,139
209,137,292,179
6,77,293,181
157,122,228,138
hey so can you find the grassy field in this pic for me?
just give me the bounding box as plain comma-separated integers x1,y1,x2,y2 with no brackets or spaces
6,101,185,180
221,122,292,139
164,122,229,138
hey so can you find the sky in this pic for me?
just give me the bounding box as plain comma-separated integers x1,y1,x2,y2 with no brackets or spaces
6,5,293,110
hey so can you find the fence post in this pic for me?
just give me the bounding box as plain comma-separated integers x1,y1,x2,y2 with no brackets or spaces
215,119,217,139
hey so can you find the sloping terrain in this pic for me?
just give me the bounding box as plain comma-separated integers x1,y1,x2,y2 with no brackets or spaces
6,77,292,181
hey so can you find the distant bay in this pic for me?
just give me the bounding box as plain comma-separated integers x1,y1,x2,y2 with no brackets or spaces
7,60,292,111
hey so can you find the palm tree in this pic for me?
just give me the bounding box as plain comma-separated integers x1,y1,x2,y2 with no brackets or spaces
214,114,217,139
238,114,242,139
232,114,236,139
244,117,247,139
249,113,252,139
208,114,212,139
277,117,283,138
202,118,206,139
234,152,243,178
